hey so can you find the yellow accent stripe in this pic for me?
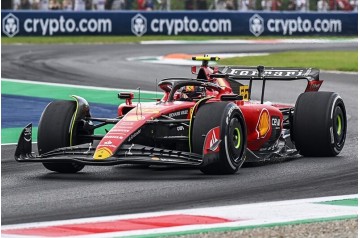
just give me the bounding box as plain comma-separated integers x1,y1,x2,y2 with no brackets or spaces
188,97,213,153
69,95,79,146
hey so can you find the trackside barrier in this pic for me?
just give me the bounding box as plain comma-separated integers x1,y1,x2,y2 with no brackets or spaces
1,10,357,37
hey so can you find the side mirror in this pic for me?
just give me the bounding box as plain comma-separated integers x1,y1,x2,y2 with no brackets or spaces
118,92,134,105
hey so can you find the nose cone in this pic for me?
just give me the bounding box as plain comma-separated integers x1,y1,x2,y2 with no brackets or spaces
93,147,113,160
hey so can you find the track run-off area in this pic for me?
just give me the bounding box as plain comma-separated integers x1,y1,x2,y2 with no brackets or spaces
1,39,358,237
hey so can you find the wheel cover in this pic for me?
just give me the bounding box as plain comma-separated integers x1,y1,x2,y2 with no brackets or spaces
336,115,342,136
233,128,241,149
228,117,243,163
333,106,346,147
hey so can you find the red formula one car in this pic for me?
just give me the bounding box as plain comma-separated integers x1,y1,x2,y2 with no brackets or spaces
15,56,347,174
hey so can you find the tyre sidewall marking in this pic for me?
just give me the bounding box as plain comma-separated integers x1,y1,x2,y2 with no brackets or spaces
223,104,243,170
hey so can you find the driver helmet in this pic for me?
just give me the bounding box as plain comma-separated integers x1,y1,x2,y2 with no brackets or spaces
181,85,205,99
185,85,195,93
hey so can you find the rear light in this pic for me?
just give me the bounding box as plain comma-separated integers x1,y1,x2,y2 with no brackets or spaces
305,80,323,92
256,109,270,138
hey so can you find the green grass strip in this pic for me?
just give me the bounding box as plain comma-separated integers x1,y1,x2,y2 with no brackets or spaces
2,36,357,44
317,198,358,207
1,80,157,105
1,79,154,144
120,215,357,238
220,51,358,72
2,125,114,144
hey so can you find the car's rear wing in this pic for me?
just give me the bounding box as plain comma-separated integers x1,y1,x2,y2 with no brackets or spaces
213,66,323,103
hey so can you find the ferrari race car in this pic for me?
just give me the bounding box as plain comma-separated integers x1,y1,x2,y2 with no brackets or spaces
15,56,347,174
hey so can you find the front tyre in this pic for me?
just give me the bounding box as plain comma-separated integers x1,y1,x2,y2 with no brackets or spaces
292,92,347,157
38,100,85,173
192,102,246,175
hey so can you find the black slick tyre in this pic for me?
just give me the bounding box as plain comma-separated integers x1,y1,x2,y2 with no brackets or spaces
192,102,246,174
292,92,346,157
38,100,85,173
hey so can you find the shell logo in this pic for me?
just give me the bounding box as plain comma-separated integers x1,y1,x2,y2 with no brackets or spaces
256,108,270,138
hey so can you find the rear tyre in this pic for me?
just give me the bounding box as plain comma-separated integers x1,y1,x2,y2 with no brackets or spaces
192,102,246,175
38,100,85,173
292,92,346,157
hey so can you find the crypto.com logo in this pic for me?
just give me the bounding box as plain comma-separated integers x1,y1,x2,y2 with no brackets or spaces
131,13,147,36
2,13,19,37
249,14,264,37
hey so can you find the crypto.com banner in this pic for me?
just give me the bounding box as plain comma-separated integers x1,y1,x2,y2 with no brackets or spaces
1,11,357,37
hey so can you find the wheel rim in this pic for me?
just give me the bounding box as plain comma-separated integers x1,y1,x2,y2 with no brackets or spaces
233,128,241,149
228,117,243,163
333,106,346,146
336,115,342,136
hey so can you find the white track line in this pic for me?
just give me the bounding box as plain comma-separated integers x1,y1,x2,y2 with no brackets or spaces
2,194,357,230
2,78,158,94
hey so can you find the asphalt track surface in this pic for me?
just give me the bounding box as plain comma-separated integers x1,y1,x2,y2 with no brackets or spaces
1,42,358,225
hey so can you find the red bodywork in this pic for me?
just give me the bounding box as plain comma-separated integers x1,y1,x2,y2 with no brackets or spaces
95,62,313,158
94,59,322,158
14,58,325,168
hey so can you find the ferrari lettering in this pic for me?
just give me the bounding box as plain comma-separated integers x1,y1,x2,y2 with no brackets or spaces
229,69,306,77
237,70,257,76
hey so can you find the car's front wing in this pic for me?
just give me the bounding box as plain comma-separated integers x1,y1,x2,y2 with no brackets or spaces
14,124,203,167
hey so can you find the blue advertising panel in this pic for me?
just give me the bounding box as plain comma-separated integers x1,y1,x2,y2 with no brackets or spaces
1,10,357,37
